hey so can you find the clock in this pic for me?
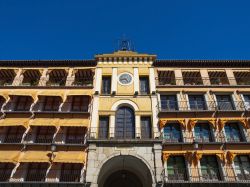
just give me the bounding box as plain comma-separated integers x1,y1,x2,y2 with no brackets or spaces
118,73,133,85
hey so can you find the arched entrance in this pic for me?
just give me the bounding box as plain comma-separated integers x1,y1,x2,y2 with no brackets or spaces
98,155,153,187
115,106,135,139
104,170,142,187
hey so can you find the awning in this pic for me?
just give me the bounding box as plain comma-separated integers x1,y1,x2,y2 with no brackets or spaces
29,118,60,127
66,90,92,96
0,118,29,127
9,90,37,100
59,118,89,127
19,151,51,163
0,151,20,163
53,151,86,163
37,90,64,99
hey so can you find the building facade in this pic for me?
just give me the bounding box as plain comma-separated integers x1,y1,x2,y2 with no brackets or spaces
0,49,250,187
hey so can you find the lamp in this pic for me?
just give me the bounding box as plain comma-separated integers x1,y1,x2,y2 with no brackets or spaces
51,143,57,152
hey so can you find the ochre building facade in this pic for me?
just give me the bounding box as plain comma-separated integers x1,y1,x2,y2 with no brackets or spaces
0,50,250,187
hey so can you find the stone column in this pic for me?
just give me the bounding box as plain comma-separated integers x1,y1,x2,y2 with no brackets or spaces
153,143,164,185
65,68,74,86
13,68,23,86
200,69,210,85
109,115,115,138
95,68,102,94
39,68,49,86
225,69,237,85
85,143,98,186
90,96,99,138
174,69,183,85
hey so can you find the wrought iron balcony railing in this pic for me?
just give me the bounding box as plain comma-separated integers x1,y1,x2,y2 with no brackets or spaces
87,127,161,141
162,167,250,183
159,101,246,112
156,77,250,86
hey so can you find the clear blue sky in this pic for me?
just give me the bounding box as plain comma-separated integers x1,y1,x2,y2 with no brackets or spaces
0,0,250,60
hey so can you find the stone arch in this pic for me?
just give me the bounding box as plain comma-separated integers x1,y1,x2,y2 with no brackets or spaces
94,153,155,187
111,99,139,111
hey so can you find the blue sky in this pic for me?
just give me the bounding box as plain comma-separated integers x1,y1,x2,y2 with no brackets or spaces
0,0,250,60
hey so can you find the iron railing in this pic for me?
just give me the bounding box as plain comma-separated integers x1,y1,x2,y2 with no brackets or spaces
4,134,23,143
162,167,250,183
159,101,246,112
156,77,250,86
87,127,161,141
0,77,93,87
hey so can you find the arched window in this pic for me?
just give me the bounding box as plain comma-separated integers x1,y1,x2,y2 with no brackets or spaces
115,106,135,139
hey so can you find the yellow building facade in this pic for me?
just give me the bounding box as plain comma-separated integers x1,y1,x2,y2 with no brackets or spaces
0,50,250,187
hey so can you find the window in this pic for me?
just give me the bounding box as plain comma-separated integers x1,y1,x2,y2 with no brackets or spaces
163,123,182,142
66,127,86,144
60,163,83,182
224,123,244,142
189,95,207,110
35,126,55,143
243,95,250,110
101,76,111,94
115,107,135,139
25,163,48,181
141,117,152,139
43,96,61,111
167,156,187,181
234,155,250,180
139,77,149,94
71,96,89,112
4,126,25,143
15,96,33,111
216,95,234,110
200,156,221,181
0,163,15,181
194,123,213,143
160,95,178,111
98,116,109,139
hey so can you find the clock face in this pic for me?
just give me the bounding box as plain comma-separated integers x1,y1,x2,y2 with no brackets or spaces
119,73,133,85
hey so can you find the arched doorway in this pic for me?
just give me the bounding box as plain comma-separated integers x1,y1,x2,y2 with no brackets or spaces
98,155,153,187
115,106,135,139
104,170,142,187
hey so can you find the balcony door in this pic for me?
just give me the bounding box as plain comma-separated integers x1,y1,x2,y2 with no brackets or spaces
115,106,135,139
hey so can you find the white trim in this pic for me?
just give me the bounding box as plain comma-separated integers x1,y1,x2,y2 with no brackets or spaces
95,68,102,93
149,68,156,93
133,68,139,93
111,68,118,92
118,72,133,86
111,99,139,111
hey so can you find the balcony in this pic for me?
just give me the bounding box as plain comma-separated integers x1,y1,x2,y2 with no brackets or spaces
234,72,250,85
20,70,41,86
183,72,203,86
0,69,16,86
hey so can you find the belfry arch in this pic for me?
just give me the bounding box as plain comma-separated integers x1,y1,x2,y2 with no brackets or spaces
97,155,153,187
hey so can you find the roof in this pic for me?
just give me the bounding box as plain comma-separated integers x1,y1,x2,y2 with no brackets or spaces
154,60,250,68
0,60,97,67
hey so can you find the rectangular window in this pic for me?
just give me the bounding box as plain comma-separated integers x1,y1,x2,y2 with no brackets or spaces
71,96,89,112
25,163,48,181
139,77,149,94
15,96,33,111
163,123,182,142
188,95,207,110
101,76,111,95
234,155,250,180
224,123,244,142
200,156,221,181
35,126,55,143
98,116,109,139
4,126,25,143
66,127,86,144
43,96,61,111
160,95,178,111
194,123,213,143
141,117,152,139
243,95,250,110
167,156,187,181
60,163,83,182
216,95,234,110
0,163,15,182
